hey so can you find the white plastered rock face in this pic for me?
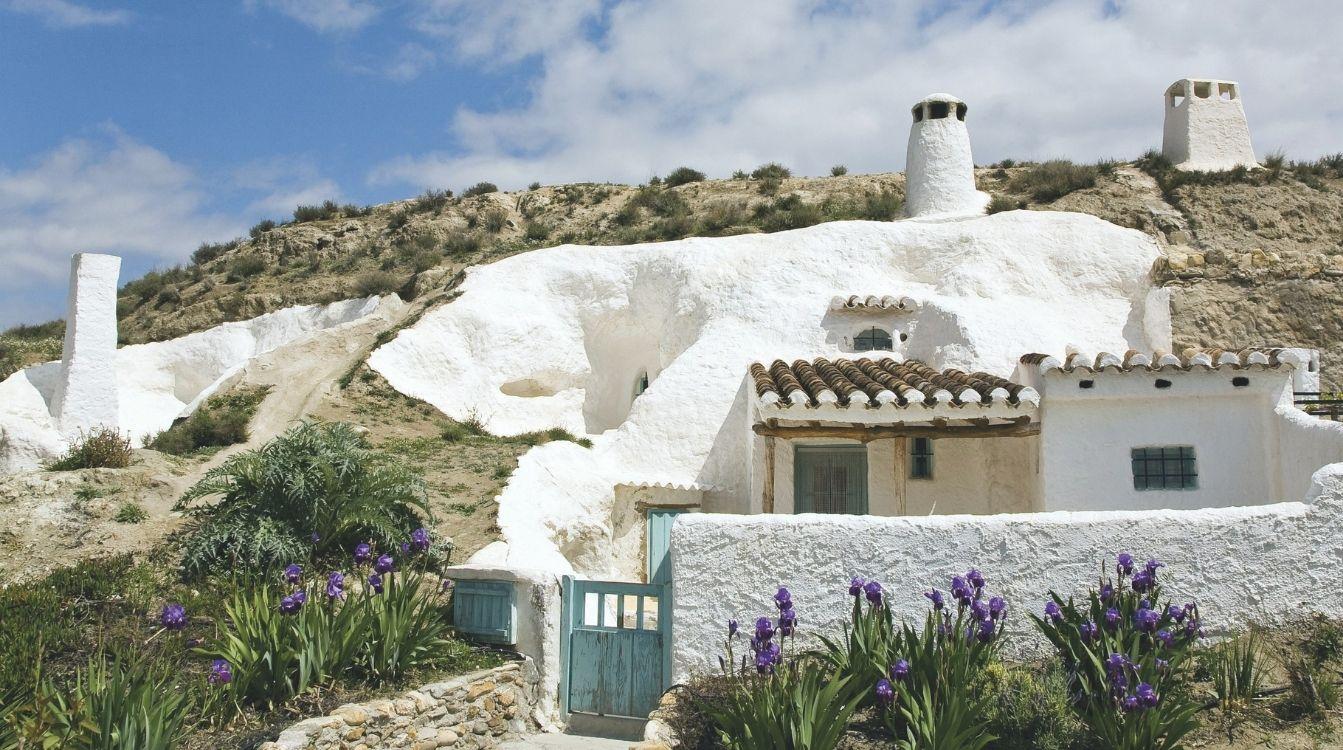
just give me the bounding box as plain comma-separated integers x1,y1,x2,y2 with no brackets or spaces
0,295,390,473
368,211,1165,577
905,97,989,219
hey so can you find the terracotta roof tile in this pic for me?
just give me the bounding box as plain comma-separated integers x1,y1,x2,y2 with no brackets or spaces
1020,348,1305,374
750,357,1033,408
829,295,917,312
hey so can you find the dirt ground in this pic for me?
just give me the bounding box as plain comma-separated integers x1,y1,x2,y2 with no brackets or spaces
0,291,518,583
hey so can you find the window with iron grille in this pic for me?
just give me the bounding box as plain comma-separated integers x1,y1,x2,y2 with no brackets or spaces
854,327,893,352
1131,446,1198,490
910,437,933,479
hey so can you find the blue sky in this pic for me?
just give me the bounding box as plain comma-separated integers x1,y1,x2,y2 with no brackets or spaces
2,0,1341,328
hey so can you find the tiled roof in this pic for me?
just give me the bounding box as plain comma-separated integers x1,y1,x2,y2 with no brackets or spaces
749,357,1035,408
1020,348,1307,374
829,294,917,312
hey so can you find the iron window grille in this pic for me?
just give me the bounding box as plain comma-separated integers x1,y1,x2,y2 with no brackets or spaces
910,437,934,479
1131,446,1198,491
854,327,894,352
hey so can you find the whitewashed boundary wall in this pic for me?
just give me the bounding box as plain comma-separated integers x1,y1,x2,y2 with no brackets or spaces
670,463,1343,682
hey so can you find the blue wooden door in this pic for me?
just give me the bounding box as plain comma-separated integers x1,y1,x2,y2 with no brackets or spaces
561,578,667,718
646,509,684,585
795,445,869,514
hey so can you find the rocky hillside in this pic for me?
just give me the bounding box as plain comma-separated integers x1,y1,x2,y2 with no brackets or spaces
4,157,1342,384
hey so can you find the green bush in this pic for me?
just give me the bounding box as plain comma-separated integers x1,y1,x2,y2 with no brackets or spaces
226,255,267,282
527,181,541,191
191,240,239,266
414,189,453,213
114,501,148,524
1009,160,1098,202
524,220,552,242
46,427,133,471
859,189,902,220
2,319,64,340
461,182,498,198
664,166,707,188
830,165,848,177
981,662,1084,750
353,269,403,296
482,207,509,233
175,421,430,578
148,385,269,456
443,230,482,257
410,249,441,273
293,200,342,223
248,219,278,239
750,162,792,181
987,194,1024,214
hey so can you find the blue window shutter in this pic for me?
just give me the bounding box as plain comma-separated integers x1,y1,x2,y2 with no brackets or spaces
452,579,517,644
647,510,683,585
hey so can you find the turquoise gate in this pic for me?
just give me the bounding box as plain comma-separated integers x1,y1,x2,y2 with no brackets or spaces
559,577,670,719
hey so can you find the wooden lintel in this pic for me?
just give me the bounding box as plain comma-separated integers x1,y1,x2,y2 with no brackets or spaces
751,416,1038,442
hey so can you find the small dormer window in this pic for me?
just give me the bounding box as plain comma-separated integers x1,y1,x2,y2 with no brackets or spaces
854,327,893,352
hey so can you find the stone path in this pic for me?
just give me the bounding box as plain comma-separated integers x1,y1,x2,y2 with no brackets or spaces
497,733,630,749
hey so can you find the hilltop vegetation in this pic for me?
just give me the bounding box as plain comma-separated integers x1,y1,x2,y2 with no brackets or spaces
4,156,1343,383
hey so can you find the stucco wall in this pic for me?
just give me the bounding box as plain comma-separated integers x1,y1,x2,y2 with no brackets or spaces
669,462,1343,682
748,434,1038,516
1161,80,1258,171
1038,368,1285,511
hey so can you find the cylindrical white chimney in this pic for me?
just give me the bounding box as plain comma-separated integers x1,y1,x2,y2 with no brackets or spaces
905,93,987,218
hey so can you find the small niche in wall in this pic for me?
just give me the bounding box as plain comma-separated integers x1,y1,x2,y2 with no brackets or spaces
1079,379,1095,389
1232,376,1249,387
1155,379,1172,389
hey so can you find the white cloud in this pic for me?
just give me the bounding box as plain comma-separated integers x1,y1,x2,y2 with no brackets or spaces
231,156,342,219
246,0,379,33
2,0,130,27
0,129,243,286
373,0,1343,191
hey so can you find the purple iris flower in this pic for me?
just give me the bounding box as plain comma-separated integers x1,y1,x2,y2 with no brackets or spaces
326,571,345,599
754,650,775,674
849,577,865,597
988,596,1007,620
778,607,797,637
1106,653,1128,674
891,659,910,682
966,568,986,590
1144,559,1164,575
728,619,739,638
754,617,775,642
976,618,996,643
1136,682,1158,707
924,589,945,610
353,543,372,564
441,579,454,593
410,527,431,553
863,580,884,605
1123,695,1140,712
1105,607,1121,628
1131,570,1155,593
374,554,395,574
875,678,895,705
1044,601,1063,623
208,659,232,685
368,573,384,594
280,594,300,614
1116,552,1134,575
399,542,411,556
1134,607,1160,633
1079,621,1098,642
1185,618,1202,637
292,589,307,606
1166,604,1185,623
950,576,972,605
971,600,989,622
160,603,187,631
774,587,793,611
1156,629,1174,647
1099,583,1114,602
284,563,302,584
